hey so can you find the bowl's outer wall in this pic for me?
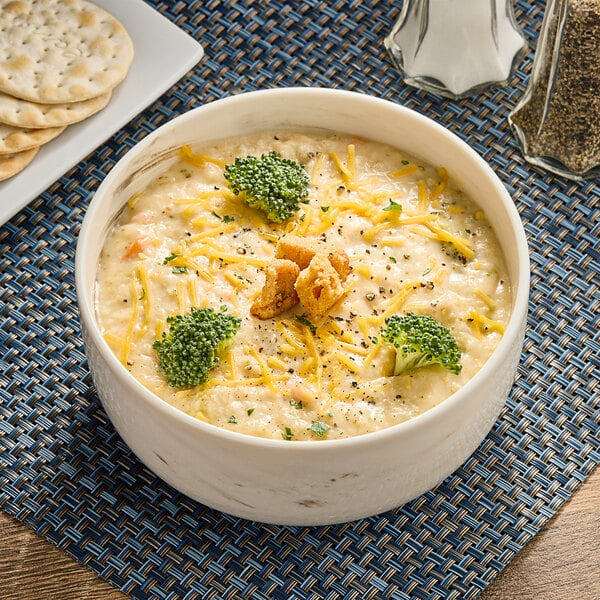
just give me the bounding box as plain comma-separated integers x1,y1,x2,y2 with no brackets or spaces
76,89,529,525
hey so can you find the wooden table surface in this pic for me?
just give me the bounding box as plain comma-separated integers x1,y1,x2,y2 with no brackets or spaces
1,467,599,600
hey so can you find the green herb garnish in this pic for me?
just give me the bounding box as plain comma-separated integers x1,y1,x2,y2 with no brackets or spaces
163,252,181,264
308,421,330,438
383,199,403,212
295,314,317,334
212,211,236,223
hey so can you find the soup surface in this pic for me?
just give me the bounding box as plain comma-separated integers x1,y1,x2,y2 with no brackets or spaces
96,131,511,440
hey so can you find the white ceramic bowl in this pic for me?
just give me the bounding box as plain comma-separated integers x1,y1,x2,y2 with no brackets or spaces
75,88,529,526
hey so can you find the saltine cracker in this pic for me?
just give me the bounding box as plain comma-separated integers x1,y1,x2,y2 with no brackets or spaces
0,122,65,154
0,147,38,180
0,0,134,104
0,90,112,128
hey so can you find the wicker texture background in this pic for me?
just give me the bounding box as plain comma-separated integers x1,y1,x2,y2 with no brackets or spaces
1,1,599,599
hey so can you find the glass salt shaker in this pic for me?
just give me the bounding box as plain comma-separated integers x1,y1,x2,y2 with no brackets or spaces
508,0,600,180
384,0,528,99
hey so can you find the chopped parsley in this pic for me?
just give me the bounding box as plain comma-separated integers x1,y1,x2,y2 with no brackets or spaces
383,199,403,212
212,211,236,223
228,415,237,424
281,427,294,441
247,408,255,416
308,421,330,438
295,314,317,334
171,266,188,274
289,399,303,410
163,252,181,264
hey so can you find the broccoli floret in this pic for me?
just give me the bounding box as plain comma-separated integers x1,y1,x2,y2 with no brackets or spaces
380,312,462,375
153,306,241,388
224,151,309,222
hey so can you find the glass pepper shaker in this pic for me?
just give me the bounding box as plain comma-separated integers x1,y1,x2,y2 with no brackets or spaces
508,0,600,180
384,0,528,99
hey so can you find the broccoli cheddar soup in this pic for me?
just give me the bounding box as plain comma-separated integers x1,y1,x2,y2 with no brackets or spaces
96,131,511,441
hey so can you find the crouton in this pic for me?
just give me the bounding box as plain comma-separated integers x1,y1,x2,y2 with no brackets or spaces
276,235,350,281
327,250,350,281
250,259,300,319
275,235,319,269
294,253,344,320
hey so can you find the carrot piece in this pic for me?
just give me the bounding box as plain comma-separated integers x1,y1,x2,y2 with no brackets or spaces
123,238,146,260
349,135,367,144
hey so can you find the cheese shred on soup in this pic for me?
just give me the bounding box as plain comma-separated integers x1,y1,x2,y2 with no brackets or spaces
96,131,511,441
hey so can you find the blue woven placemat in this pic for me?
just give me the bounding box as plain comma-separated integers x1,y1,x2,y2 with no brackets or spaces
1,1,598,599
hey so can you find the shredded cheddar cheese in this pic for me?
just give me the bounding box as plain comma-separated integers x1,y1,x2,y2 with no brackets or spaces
154,319,166,341
465,310,506,335
391,163,419,178
224,270,247,290
176,281,187,313
364,341,382,369
226,347,238,380
103,332,122,351
179,145,228,168
246,345,278,393
299,356,316,376
426,223,474,259
334,351,361,373
121,271,140,365
355,263,372,278
311,152,327,188
267,356,287,370
202,249,270,268
136,265,151,333
347,143,356,183
188,223,238,241
474,289,496,310
301,324,323,394
127,191,143,210
329,150,353,188
429,167,448,203
205,375,289,388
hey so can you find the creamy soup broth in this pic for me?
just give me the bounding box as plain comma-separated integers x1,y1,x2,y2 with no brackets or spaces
96,130,511,440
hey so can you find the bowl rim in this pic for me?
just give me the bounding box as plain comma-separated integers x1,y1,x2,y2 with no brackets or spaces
76,86,530,451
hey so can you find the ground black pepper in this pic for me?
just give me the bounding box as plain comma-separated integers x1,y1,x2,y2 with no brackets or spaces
510,0,600,177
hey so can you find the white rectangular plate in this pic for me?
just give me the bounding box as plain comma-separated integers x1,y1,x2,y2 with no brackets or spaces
0,0,204,226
